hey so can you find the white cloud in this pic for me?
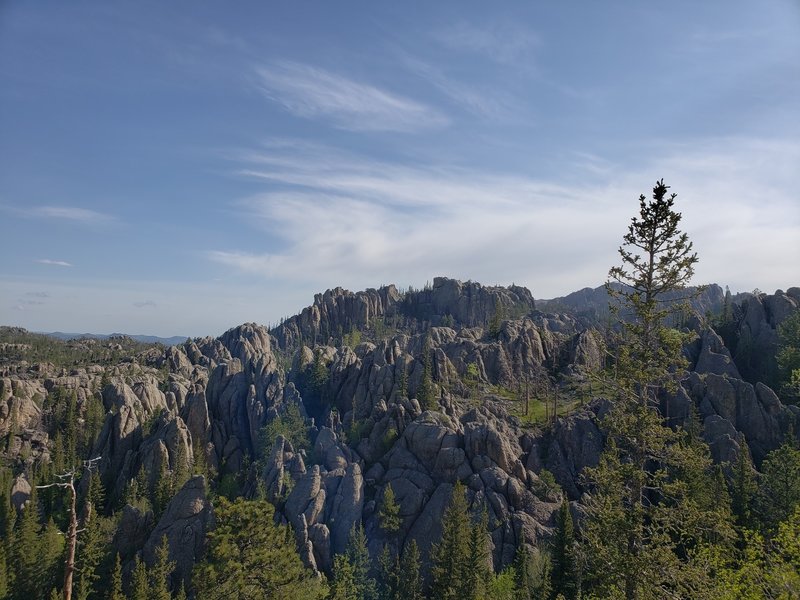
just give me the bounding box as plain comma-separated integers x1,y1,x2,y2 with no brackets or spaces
252,61,449,132
28,205,114,223
210,137,800,299
133,300,157,308
35,259,73,267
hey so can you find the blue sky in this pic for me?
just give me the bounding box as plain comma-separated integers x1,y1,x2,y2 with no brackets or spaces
1,1,798,337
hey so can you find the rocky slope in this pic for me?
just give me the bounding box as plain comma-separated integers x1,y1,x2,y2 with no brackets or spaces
2,278,798,581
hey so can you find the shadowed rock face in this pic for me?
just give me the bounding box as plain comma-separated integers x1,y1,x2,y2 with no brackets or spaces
726,290,799,388
141,476,211,587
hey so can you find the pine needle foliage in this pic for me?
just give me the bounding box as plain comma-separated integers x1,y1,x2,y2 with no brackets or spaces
193,497,325,600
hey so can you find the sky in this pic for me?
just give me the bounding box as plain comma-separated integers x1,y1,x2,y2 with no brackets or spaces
1,1,798,338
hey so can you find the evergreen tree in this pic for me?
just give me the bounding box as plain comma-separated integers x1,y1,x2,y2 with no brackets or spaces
343,524,375,600
513,540,551,600
40,519,65,600
74,502,105,600
149,536,175,600
513,541,532,600
193,497,325,599
430,482,470,600
757,441,800,530
777,309,800,403
583,181,731,599
330,554,358,600
378,484,401,535
488,568,517,600
377,545,398,600
551,498,579,600
130,556,149,600
13,490,43,598
86,470,106,516
459,509,492,600
396,363,408,399
397,540,423,600
310,350,329,404
730,440,757,528
0,543,8,600
606,179,699,405
416,334,436,411
107,554,124,600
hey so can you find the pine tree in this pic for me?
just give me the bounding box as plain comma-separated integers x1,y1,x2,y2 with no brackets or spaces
41,518,66,597
130,556,149,600
13,490,43,597
606,179,700,405
396,362,408,399
430,482,470,600
583,181,731,600
150,536,175,600
331,554,358,600
377,544,398,600
460,509,492,599
397,540,423,600
86,470,106,516
757,441,800,530
344,524,376,600
512,540,551,600
513,541,532,600
107,554,124,600
551,498,579,600
416,334,436,411
310,350,329,404
0,543,8,600
193,497,325,599
378,483,401,535
731,439,757,528
75,502,105,600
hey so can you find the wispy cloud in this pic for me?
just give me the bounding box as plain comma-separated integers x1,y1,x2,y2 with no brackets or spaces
433,22,540,64
252,61,449,132
24,205,115,224
26,291,50,298
133,300,157,308
209,137,800,297
35,259,73,267
397,53,519,119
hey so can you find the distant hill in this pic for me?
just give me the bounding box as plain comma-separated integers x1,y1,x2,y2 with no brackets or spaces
43,331,187,346
537,283,742,326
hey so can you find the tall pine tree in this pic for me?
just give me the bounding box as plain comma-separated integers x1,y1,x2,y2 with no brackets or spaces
430,482,470,600
551,498,579,599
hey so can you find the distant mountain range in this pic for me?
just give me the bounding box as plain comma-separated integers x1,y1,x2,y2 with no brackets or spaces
42,331,188,346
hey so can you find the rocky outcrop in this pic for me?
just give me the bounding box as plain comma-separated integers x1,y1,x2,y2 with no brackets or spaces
729,290,799,388
418,278,535,328
0,378,45,435
10,474,31,511
141,476,211,587
274,286,402,350
666,372,799,464
693,328,741,379
272,277,536,352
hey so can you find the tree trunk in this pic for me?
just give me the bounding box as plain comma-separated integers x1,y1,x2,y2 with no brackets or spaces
63,479,77,600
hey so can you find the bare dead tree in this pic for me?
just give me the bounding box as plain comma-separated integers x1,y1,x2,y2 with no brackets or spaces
36,456,101,600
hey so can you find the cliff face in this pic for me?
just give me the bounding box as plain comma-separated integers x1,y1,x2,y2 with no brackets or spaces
1,280,797,579
272,276,536,351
